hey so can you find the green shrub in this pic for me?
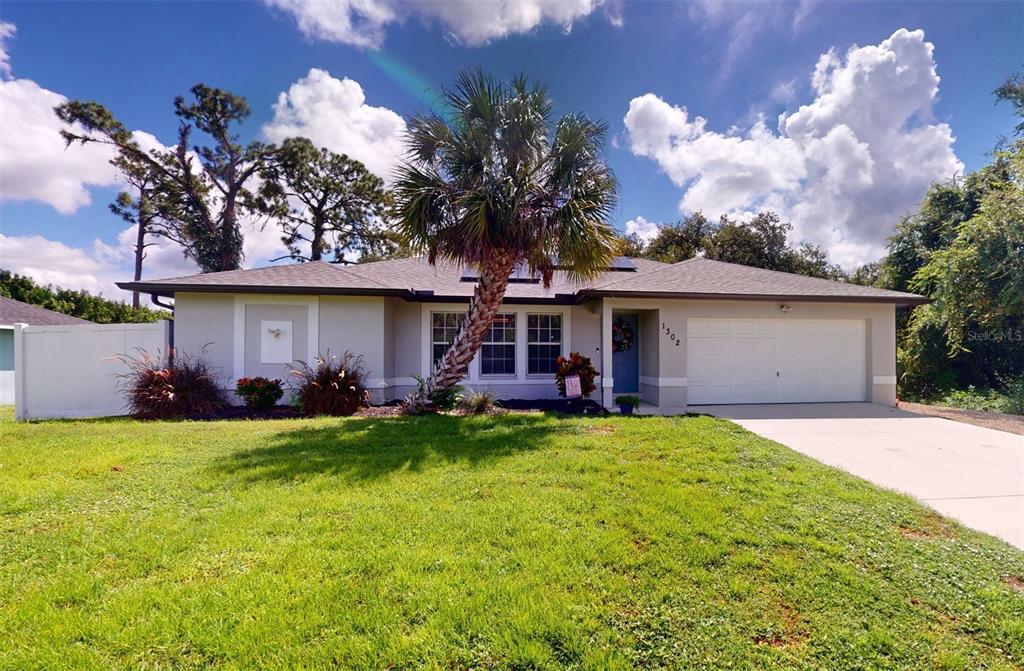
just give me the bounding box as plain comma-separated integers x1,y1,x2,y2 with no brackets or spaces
460,389,499,414
115,348,226,419
234,377,284,410
430,385,464,411
289,352,370,417
555,352,598,398
998,373,1024,415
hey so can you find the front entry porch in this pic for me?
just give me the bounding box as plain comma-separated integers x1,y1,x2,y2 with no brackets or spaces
599,304,687,413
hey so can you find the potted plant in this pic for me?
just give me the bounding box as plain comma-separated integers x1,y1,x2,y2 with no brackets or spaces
615,395,641,415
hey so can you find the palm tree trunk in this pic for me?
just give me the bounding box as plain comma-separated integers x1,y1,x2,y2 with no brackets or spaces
423,252,516,398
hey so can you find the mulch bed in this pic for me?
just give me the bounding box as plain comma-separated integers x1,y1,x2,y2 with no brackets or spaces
192,405,304,421
181,398,608,421
498,398,608,415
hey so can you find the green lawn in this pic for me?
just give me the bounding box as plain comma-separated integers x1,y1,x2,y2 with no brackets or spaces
2,408,1022,670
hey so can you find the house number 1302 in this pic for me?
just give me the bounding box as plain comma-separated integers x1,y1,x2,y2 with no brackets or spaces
662,322,681,346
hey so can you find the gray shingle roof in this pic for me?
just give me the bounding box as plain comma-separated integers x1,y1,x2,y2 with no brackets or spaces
585,257,926,303
0,296,93,326
126,261,390,290
343,256,671,299
118,256,926,304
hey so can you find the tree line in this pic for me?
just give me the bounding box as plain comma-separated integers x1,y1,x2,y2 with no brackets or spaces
617,211,844,280
0,271,164,324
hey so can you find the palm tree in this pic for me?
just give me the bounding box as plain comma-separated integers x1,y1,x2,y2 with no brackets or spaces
393,69,618,398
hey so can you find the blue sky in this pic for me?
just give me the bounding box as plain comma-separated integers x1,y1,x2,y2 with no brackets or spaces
0,0,1020,299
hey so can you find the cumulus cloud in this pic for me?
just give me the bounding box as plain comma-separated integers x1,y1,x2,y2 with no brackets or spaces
262,68,406,180
0,77,122,213
624,216,659,243
0,216,294,301
624,28,963,267
263,0,617,48
0,22,160,215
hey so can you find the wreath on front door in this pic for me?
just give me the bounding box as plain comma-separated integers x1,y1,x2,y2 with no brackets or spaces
612,317,634,352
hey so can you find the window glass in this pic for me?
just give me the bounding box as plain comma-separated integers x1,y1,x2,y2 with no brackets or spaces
481,313,516,375
431,312,464,365
527,314,562,374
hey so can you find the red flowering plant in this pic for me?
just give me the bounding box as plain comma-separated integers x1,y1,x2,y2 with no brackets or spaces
235,376,284,411
554,352,598,398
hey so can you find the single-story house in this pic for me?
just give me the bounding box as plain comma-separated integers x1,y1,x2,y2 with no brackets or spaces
0,296,92,405
119,257,926,412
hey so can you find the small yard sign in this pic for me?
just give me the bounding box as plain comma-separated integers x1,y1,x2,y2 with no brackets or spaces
565,374,583,399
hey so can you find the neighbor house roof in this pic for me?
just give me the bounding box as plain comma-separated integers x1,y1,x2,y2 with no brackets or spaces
0,296,94,327
117,256,927,305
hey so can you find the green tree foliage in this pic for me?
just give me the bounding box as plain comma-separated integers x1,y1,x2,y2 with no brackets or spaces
641,213,709,264
0,271,165,324
56,84,274,273
393,69,618,395
253,137,395,263
899,140,1024,392
625,211,843,279
994,71,1024,136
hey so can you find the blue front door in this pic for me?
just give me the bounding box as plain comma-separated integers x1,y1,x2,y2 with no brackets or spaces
612,314,639,393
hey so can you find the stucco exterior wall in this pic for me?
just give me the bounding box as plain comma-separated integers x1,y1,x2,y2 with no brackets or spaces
174,292,235,387
173,291,898,410
570,302,602,373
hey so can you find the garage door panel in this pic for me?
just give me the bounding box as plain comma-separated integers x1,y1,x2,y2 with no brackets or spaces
735,383,778,403
686,318,866,405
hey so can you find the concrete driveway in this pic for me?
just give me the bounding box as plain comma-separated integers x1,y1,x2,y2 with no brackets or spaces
691,403,1024,550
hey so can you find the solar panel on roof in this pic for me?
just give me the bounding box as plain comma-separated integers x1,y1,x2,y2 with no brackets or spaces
460,256,635,283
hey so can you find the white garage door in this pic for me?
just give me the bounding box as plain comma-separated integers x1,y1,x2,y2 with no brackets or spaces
687,318,866,405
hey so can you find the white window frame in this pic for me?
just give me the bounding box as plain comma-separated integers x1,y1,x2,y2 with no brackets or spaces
419,303,571,385
479,312,517,377
526,313,563,377
430,311,465,367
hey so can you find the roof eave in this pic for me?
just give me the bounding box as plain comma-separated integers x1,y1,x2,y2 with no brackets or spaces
116,282,415,300
577,289,929,306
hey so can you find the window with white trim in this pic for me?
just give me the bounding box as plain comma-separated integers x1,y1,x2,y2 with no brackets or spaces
527,314,562,375
431,312,464,365
480,313,516,375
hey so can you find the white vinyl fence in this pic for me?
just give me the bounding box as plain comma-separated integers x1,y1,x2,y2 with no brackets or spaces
13,320,170,420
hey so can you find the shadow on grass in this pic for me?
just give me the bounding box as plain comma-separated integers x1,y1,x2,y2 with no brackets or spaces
213,413,562,484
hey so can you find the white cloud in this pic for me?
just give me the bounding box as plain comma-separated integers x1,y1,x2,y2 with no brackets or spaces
0,77,122,213
0,23,162,215
0,21,15,79
624,28,963,267
624,215,659,243
262,68,406,180
0,218,295,301
263,0,615,48
770,79,797,104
